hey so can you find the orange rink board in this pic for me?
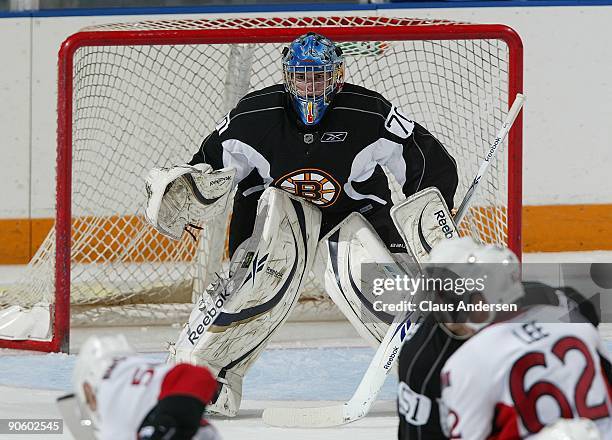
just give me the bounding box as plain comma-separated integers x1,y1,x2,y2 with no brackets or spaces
1,204,612,264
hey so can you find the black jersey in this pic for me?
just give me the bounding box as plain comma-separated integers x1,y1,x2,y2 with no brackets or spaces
190,83,458,222
397,313,465,440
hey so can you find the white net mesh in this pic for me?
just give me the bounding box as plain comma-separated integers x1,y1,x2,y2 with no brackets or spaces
0,16,520,342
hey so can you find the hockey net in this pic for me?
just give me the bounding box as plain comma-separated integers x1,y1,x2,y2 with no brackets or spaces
0,16,522,351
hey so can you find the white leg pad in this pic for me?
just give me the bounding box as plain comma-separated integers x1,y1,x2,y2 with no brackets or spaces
172,188,321,415
315,213,420,347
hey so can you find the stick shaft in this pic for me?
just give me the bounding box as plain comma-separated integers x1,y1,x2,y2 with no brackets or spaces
454,94,525,225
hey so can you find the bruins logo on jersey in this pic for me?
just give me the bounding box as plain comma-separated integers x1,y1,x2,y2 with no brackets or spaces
276,168,341,207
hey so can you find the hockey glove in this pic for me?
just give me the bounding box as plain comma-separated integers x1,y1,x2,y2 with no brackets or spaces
137,395,205,440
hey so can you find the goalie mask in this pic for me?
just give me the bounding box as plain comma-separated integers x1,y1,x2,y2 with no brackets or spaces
425,237,524,332
282,32,345,126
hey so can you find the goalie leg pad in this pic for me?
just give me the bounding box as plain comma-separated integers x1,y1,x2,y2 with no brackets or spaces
315,213,420,347
391,187,458,262
172,188,321,415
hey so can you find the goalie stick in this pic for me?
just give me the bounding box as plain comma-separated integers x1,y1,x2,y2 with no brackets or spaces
454,93,525,224
262,93,525,428
263,312,421,427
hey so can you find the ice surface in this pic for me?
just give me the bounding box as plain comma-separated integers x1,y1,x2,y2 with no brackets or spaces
0,347,397,401
2,252,612,439
0,346,399,440
0,385,397,440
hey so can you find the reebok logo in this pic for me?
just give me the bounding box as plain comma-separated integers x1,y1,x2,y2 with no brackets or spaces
241,251,268,287
485,137,502,162
384,346,399,370
209,176,231,186
188,289,231,344
145,182,152,200
265,267,284,280
434,210,455,239
321,132,348,142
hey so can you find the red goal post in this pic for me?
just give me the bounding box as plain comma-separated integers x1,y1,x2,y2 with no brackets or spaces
0,16,523,352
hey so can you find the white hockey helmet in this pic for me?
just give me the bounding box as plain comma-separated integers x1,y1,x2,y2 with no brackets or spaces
72,334,134,425
426,236,524,331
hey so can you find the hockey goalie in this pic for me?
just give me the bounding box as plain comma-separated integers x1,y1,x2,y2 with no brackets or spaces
144,32,458,416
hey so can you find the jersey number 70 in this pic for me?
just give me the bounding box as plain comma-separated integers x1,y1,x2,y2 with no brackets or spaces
385,106,414,139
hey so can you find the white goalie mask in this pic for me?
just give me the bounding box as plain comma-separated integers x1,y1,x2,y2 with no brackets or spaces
426,237,524,331
72,334,134,427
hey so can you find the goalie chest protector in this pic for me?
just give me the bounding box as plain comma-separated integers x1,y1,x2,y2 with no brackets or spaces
192,83,458,217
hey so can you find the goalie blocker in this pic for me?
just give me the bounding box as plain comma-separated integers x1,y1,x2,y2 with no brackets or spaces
391,187,458,262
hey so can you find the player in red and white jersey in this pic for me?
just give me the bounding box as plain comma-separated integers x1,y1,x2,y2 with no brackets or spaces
71,335,220,440
441,312,612,439
429,238,612,439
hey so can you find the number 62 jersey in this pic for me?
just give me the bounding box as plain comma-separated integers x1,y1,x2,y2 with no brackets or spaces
440,306,612,440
